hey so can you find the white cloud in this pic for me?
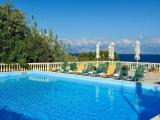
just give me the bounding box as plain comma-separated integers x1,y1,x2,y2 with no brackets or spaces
62,38,111,47
60,36,160,54
150,37,160,44
139,35,143,39
121,39,133,45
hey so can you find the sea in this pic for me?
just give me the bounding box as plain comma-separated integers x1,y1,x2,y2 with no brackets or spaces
72,53,160,63
119,54,160,63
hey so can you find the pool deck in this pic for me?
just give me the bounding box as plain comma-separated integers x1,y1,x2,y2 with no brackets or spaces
129,71,160,85
151,114,160,120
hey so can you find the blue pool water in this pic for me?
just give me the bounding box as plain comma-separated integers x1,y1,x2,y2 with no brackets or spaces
0,72,160,120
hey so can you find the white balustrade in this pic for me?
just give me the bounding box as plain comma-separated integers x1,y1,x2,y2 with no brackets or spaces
0,61,160,72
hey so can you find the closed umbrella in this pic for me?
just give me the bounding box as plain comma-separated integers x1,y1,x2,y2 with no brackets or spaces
96,43,100,67
108,42,115,61
135,40,141,67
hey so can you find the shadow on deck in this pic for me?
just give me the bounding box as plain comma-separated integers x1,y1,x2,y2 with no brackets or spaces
154,82,160,85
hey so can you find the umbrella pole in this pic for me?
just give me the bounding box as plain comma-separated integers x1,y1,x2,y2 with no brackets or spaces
137,60,139,67
97,58,99,68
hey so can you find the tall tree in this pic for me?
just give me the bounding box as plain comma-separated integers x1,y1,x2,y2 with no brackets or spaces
0,2,30,63
0,2,66,64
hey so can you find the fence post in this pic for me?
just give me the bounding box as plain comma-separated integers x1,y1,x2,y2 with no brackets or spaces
47,63,50,71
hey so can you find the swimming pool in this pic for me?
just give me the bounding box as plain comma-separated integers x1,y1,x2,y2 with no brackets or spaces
0,71,160,120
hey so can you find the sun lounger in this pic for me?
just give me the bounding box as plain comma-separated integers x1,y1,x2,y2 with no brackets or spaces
68,63,77,74
60,61,69,72
117,65,129,80
91,63,108,77
99,64,116,77
131,66,145,81
82,63,94,75
75,63,85,74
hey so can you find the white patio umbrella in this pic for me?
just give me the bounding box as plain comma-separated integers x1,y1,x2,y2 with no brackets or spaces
108,42,115,62
96,43,100,67
135,40,141,67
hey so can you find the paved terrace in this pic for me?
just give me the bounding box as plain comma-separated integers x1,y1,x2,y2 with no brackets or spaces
129,71,160,85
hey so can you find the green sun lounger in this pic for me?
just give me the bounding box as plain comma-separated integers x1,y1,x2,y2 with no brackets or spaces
82,63,94,75
118,65,129,80
68,63,77,74
92,63,108,76
132,66,145,81
60,61,69,72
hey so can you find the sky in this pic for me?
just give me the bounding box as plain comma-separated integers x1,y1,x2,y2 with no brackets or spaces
0,0,160,54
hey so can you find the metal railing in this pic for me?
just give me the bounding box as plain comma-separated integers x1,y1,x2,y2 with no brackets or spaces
0,61,160,72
